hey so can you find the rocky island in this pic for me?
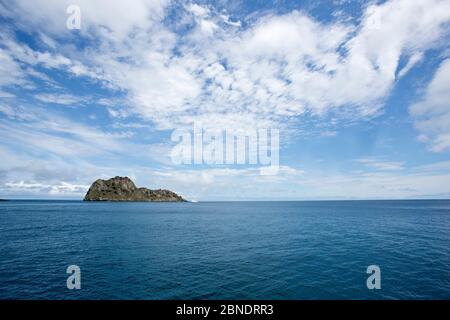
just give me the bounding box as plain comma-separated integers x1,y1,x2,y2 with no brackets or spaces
84,176,186,202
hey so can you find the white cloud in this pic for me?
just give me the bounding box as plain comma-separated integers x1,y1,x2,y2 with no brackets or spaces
0,105,170,162
139,165,305,200
77,0,450,131
0,91,15,98
34,93,83,105
295,169,450,200
4,181,89,196
0,105,15,118
0,104,37,121
414,161,450,173
107,162,450,200
410,58,450,152
8,0,170,41
0,31,105,93
0,32,71,68
187,3,209,18
356,157,404,171
0,48,27,88
397,52,424,78
2,0,450,134
320,130,337,137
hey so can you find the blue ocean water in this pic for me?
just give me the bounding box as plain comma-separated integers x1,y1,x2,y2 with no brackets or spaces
0,200,449,300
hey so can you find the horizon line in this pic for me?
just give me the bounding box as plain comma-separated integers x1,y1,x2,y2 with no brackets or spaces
1,198,450,202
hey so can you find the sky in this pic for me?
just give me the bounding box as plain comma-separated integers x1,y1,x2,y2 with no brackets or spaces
0,0,450,200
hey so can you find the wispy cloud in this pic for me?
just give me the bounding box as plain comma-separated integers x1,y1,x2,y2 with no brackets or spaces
356,157,404,171
410,58,450,152
34,93,84,106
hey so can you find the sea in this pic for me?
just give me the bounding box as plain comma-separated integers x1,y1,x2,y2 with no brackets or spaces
0,200,449,299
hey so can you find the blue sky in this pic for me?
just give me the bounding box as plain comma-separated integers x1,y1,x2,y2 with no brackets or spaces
0,0,450,200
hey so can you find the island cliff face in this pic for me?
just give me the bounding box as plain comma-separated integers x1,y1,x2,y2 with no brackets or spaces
84,176,186,202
